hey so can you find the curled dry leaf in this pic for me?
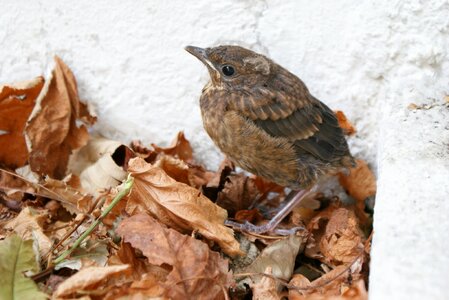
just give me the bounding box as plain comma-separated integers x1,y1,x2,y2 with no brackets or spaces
26,56,95,179
306,204,365,266
151,131,193,162
117,213,233,300
334,110,356,136
5,207,52,258
338,159,376,204
216,174,259,216
0,77,45,168
126,157,243,257
68,137,129,195
53,264,131,299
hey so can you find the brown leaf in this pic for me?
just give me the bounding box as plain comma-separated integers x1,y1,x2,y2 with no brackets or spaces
109,241,169,282
216,174,259,216
241,234,303,286
126,157,243,257
187,164,216,189
251,267,280,300
321,209,364,265
235,208,264,223
0,169,35,203
335,111,356,135
289,272,367,299
338,159,376,203
44,176,94,214
0,77,45,168
201,158,234,201
252,176,285,195
151,131,193,162
5,207,52,258
154,154,191,185
117,213,233,300
53,265,131,298
305,204,364,266
26,56,95,179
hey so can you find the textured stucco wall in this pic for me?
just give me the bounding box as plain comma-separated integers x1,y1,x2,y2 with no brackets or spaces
1,1,449,299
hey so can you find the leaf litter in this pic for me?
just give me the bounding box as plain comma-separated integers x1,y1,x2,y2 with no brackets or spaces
0,57,375,299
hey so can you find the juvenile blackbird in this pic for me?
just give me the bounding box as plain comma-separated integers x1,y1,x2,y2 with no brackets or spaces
186,45,355,234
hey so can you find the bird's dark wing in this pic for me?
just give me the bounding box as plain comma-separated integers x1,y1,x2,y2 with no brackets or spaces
228,82,350,163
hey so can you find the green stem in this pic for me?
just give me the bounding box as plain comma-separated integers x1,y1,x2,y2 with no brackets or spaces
53,175,134,265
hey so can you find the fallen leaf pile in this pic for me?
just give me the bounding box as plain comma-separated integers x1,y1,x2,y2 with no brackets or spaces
0,57,376,299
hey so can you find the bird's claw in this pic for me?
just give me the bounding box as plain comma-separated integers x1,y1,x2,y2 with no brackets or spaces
225,219,305,236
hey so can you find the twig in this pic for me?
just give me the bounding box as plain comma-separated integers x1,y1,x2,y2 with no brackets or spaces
45,196,105,258
52,176,134,265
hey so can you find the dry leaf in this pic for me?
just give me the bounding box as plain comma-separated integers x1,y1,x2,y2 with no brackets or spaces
0,77,45,168
0,169,34,203
44,176,94,214
334,111,356,135
126,157,243,257
68,137,129,194
321,209,364,265
154,154,191,185
53,265,130,298
26,56,95,179
117,213,233,300
338,159,376,203
251,267,280,300
201,158,234,201
216,174,259,216
306,204,364,266
289,270,366,299
240,234,303,287
235,208,264,223
5,207,52,258
151,131,193,162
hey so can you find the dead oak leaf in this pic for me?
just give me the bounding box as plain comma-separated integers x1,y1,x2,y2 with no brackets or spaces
26,56,95,179
338,159,376,204
126,157,243,257
117,213,233,300
151,131,193,162
53,264,131,299
0,77,45,168
334,111,356,136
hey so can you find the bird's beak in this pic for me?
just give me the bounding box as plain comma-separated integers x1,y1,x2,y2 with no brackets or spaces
185,46,207,61
185,46,217,71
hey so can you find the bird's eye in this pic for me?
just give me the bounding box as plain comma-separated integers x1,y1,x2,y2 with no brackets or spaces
221,65,235,76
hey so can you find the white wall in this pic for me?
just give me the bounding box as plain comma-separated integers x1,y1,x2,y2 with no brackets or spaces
0,0,386,169
2,1,449,298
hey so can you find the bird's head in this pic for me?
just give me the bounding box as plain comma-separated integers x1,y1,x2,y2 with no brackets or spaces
185,45,273,89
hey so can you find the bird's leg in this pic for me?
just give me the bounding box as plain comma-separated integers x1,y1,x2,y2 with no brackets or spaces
225,187,316,235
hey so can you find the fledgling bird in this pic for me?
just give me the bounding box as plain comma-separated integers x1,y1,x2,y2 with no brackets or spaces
186,45,355,234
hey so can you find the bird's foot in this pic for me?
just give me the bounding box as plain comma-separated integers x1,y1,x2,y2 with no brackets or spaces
225,219,305,236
